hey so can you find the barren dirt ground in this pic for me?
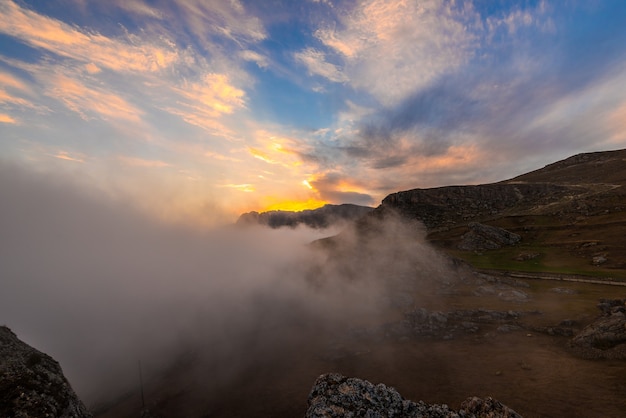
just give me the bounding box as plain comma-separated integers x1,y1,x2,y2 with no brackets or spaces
96,278,626,418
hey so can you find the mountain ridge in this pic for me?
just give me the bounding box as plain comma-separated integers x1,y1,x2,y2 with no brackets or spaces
377,148,626,278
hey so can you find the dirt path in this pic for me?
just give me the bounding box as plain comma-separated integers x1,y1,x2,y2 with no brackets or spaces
476,268,626,286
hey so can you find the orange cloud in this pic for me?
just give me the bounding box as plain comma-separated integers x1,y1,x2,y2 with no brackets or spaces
0,0,178,73
117,156,171,168
47,74,142,122
54,151,85,163
414,144,483,172
204,151,242,162
0,113,18,124
0,71,31,92
219,183,256,193
165,73,246,136
607,102,626,144
177,73,246,115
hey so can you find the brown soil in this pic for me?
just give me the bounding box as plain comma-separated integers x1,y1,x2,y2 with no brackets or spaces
95,278,626,418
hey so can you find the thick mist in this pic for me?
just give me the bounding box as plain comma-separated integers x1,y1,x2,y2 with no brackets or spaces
0,161,455,407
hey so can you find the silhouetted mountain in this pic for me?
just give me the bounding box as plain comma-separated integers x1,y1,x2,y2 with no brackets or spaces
237,203,374,229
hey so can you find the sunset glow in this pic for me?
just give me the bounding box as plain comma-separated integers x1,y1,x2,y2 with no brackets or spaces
1,0,625,225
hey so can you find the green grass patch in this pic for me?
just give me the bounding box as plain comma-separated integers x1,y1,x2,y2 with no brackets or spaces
447,245,626,280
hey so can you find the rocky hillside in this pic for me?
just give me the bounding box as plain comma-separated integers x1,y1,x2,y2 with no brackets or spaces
306,373,522,418
0,326,91,418
378,149,626,278
237,203,374,229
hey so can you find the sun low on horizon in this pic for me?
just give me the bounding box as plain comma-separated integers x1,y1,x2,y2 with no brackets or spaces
2,0,626,226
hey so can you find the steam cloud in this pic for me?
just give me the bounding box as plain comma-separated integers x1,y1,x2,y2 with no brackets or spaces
0,161,454,406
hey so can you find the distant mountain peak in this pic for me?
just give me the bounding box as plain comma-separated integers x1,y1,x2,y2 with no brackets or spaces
237,203,374,229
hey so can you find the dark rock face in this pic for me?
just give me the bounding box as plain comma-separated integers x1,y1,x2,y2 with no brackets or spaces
305,373,522,418
237,204,374,229
0,326,91,418
458,223,521,251
570,299,626,359
379,183,582,229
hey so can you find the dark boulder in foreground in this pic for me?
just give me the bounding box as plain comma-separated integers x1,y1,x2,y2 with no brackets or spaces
0,326,91,418
306,373,522,418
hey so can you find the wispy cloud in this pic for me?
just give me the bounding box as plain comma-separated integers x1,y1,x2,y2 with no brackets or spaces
0,1,178,73
219,183,255,192
117,156,170,168
45,73,143,122
170,0,266,46
294,48,348,83
54,151,85,163
312,0,479,105
0,113,18,124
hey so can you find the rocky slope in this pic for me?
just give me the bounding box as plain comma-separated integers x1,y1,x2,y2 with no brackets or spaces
237,203,374,229
306,373,522,418
377,149,626,277
0,326,91,417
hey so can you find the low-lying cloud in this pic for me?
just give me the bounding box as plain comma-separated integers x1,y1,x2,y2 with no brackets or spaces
0,161,455,407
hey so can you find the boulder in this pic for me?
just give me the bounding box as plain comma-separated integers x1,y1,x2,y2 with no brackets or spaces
569,299,626,359
305,373,522,417
458,223,521,251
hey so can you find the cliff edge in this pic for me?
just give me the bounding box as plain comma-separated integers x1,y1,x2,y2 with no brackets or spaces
0,326,91,418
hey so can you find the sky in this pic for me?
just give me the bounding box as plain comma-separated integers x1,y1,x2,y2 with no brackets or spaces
1,0,626,226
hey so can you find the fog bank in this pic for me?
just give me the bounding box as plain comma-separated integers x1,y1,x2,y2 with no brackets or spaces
0,161,455,405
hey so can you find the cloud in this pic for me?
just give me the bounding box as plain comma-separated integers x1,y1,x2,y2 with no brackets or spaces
294,48,348,83
45,73,143,122
313,0,479,105
239,50,268,68
111,0,165,19
309,172,376,206
54,151,85,163
176,73,246,116
0,161,455,406
0,113,18,124
169,0,266,46
0,70,32,92
486,2,554,36
219,183,255,192
117,156,170,168
0,1,178,73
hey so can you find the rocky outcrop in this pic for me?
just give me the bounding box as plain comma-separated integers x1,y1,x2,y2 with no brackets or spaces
379,183,583,229
237,204,374,229
570,299,626,359
0,326,91,418
305,373,522,417
458,223,521,251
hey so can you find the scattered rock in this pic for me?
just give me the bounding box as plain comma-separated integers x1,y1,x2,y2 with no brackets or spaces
0,326,92,418
497,325,523,333
305,373,522,417
570,299,626,359
377,308,537,341
514,252,540,261
458,223,521,251
592,255,607,265
497,290,530,303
